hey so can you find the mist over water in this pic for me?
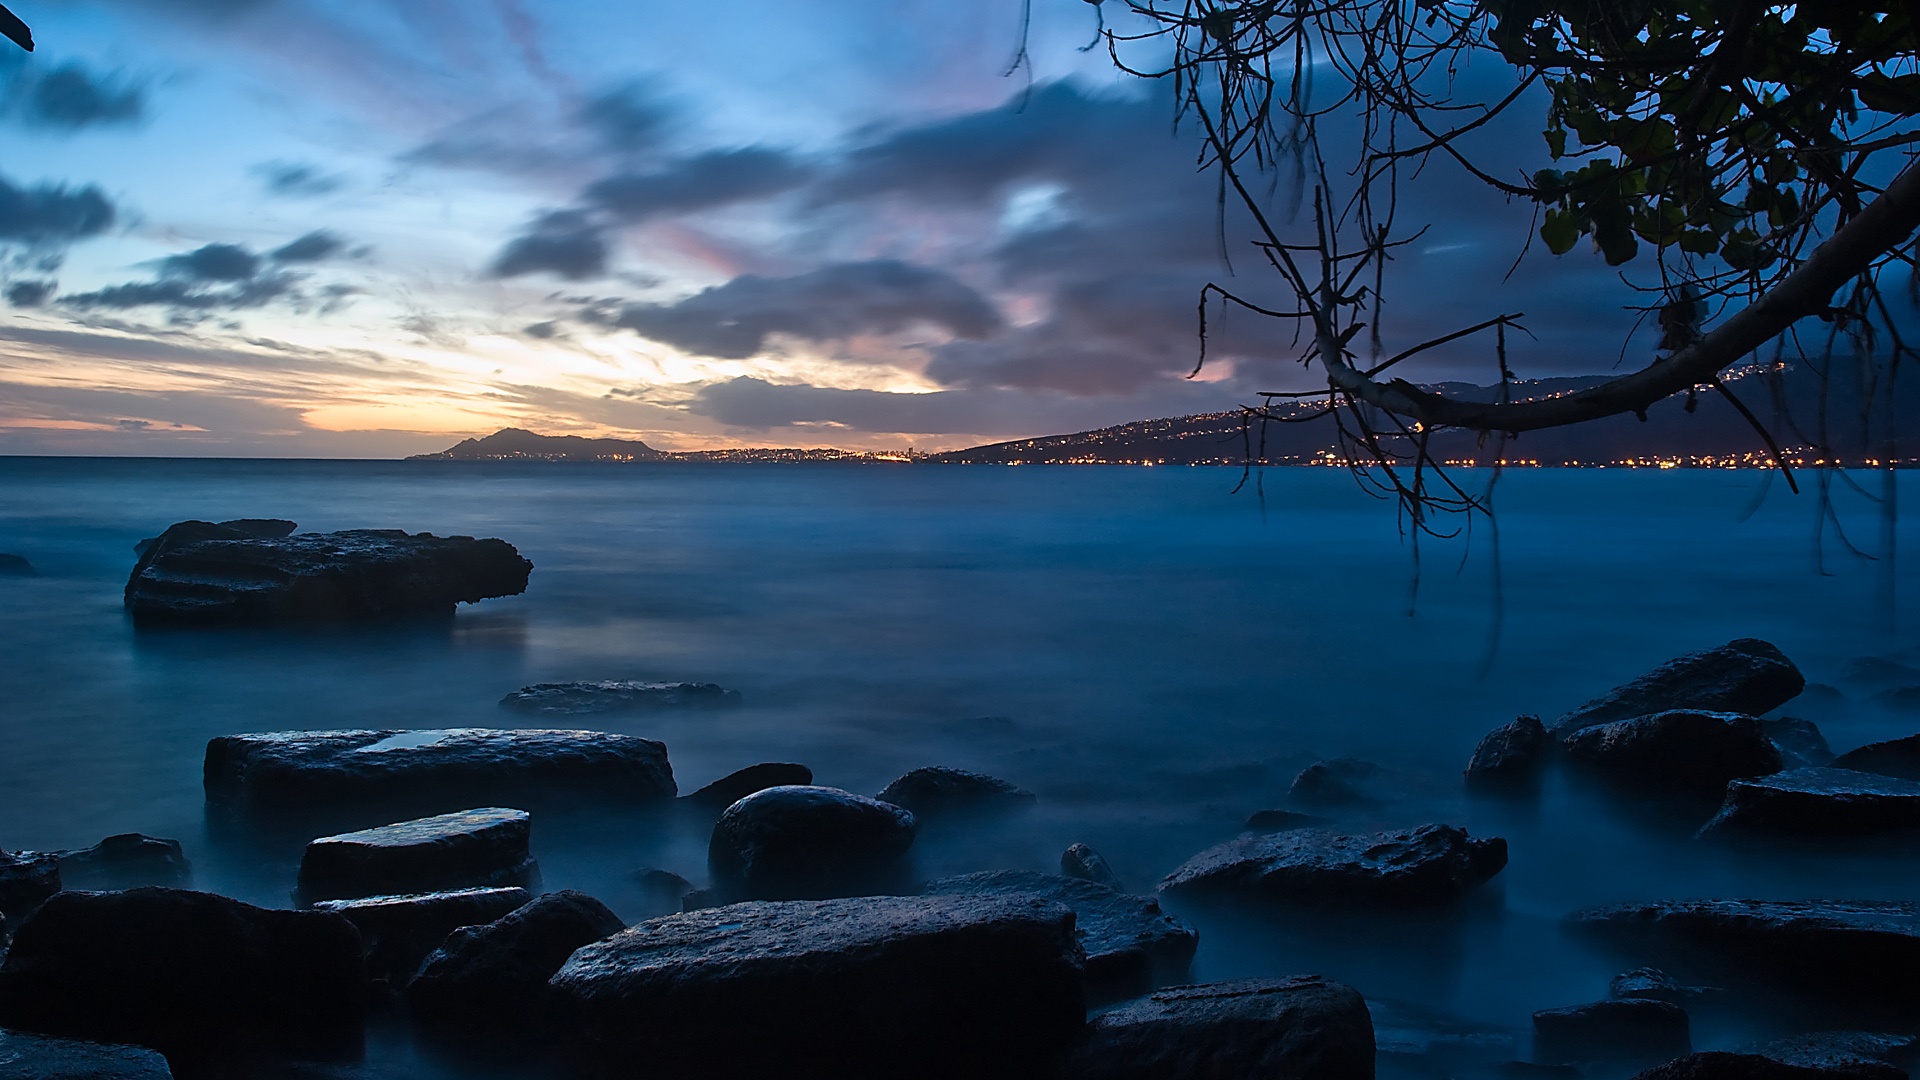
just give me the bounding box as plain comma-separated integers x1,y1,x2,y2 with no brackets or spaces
1,458,1916,1077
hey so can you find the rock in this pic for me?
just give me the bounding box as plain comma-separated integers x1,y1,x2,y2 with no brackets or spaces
1831,734,1920,780
1764,717,1835,768
1553,638,1806,738
0,1029,175,1079
297,808,537,902
707,786,916,901
874,766,1036,818
1465,715,1551,792
631,868,693,905
1629,1051,1901,1079
125,523,531,626
0,554,36,577
406,890,624,1045
499,680,740,715
1498,1065,1582,1078
1244,809,1327,832
1288,758,1383,807
1060,843,1121,889
312,887,530,990
1874,686,1920,711
549,894,1086,1079
1158,823,1507,907
920,871,1196,1002
203,728,676,811
1842,656,1920,687
1532,999,1690,1068
1065,976,1374,1080
678,887,719,912
133,518,296,556
0,887,362,1069
1369,999,1522,1075
1562,710,1783,795
1568,899,1920,1005
1751,1031,1918,1077
54,835,190,890
1697,767,1920,839
681,763,813,814
1609,967,1714,1005
0,854,58,923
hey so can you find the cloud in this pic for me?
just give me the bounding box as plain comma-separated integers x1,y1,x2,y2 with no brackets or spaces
489,209,606,280
613,260,1004,359
269,230,347,263
161,243,261,282
0,175,116,245
10,62,145,129
584,147,812,222
61,273,299,311
5,280,52,307
576,84,669,153
58,233,346,314
254,161,347,197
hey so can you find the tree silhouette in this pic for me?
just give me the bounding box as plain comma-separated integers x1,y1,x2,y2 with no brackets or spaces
0,3,30,52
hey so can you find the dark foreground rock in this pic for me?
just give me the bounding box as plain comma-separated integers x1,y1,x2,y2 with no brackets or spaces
1553,639,1806,737
407,890,624,1045
0,554,35,577
1629,1051,1902,1079
1532,999,1690,1069
875,766,1036,818
1159,823,1508,907
549,895,1086,1079
313,887,530,990
1066,976,1374,1080
920,871,1196,1001
55,834,190,890
133,518,296,556
1568,898,1920,1004
1465,715,1550,792
0,853,58,922
1562,710,1782,795
1609,967,1715,1005
1061,843,1121,889
204,728,676,810
707,786,916,900
1751,1031,1918,1077
1697,767,1920,840
125,522,531,626
499,680,740,715
1764,717,1835,768
1831,734,1920,781
1289,759,1384,807
298,808,536,902
681,763,813,814
0,1029,176,1079
0,888,362,1069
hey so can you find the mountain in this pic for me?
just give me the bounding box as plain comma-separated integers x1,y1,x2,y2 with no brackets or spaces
413,428,667,462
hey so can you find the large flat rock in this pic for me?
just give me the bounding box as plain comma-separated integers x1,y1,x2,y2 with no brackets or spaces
549,895,1086,1078
1831,733,1920,780
313,887,531,989
298,808,536,902
1698,767,1920,839
0,853,58,923
1066,977,1374,1079
1553,639,1805,738
0,1029,176,1079
1562,711,1783,795
1158,823,1508,907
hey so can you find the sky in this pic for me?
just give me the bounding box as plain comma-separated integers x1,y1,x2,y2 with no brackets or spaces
0,0,1678,456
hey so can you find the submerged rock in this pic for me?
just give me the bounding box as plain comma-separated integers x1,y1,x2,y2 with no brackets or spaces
0,887,362,1069
874,766,1036,818
1066,976,1374,1080
0,1029,175,1079
1158,823,1508,908
1763,717,1835,768
681,762,813,814
1875,686,1920,711
707,785,916,901
55,834,190,890
1288,758,1383,807
0,853,58,922
921,870,1196,1001
1553,639,1806,738
499,680,740,715
203,728,676,810
1609,967,1715,1005
1697,767,1920,839
1244,809,1327,833
0,554,36,577
297,807,537,902
1562,710,1782,795
1532,999,1690,1068
1629,1051,1901,1079
630,867,694,908
1465,715,1551,792
1368,998,1523,1076
407,890,624,1045
549,894,1086,1079
1843,656,1920,687
1060,842,1122,889
1831,734,1920,781
313,886,530,990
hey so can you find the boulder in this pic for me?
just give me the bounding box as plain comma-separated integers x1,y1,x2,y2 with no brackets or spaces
0,888,362,1069
55,835,190,890
499,680,741,715
125,523,531,626
1562,710,1782,795
630,868,694,909
1831,734,1920,781
312,886,530,990
203,728,676,811
1532,999,1690,1068
1065,976,1374,1080
920,871,1196,1001
0,853,57,922
1465,715,1551,792
1764,717,1835,768
1288,759,1383,807
406,890,624,1044
0,554,35,577
1842,656,1920,687
1553,639,1806,738
0,1029,175,1079
1609,967,1714,1005
707,786,916,901
1750,1031,1919,1077
133,518,296,556
297,808,536,902
1159,823,1507,908
1060,843,1121,889
548,894,1086,1079
874,766,1036,818
681,763,813,814
1875,686,1920,711
1629,1051,1901,1079
1244,809,1327,832
1697,767,1920,839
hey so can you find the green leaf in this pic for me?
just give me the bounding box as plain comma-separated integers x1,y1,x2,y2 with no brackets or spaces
1540,209,1581,255
1545,126,1567,159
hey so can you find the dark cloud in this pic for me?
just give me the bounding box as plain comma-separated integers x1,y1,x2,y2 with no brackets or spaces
5,280,52,307
523,320,559,338
0,175,116,245
57,231,348,314
15,63,145,129
61,272,299,311
254,162,347,197
489,209,607,280
585,148,811,222
614,260,1003,359
161,243,261,282
577,85,669,153
269,230,347,263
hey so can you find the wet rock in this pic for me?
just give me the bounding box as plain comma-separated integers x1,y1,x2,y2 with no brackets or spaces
707,785,915,901
630,867,693,907
1568,898,1920,1005
1289,758,1383,807
133,518,296,557
1629,1051,1899,1079
406,890,624,1045
1843,656,1920,687
203,728,676,811
1609,967,1715,1005
0,887,362,1069
681,762,813,814
1532,999,1690,1068
1065,976,1374,1080
297,808,537,902
0,554,35,577
1751,1031,1918,1077
920,871,1196,1002
0,853,58,922
1553,639,1806,738
0,1029,176,1079
1562,710,1782,795
1060,843,1121,889
313,887,530,990
549,894,1086,1079
1873,686,1920,711
1831,734,1920,781
1466,715,1551,792
874,766,1036,818
1697,767,1920,840
55,834,190,890
678,887,719,912
1764,717,1835,769
1159,823,1508,908
499,680,740,715
1244,809,1327,832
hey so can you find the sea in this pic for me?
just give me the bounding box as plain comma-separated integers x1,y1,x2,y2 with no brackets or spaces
1,457,1916,1077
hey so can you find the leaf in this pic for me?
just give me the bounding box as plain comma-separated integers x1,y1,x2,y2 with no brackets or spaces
1541,209,1581,255
1545,126,1567,159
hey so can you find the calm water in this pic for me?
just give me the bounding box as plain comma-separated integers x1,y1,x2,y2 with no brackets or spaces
1,458,1915,1077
